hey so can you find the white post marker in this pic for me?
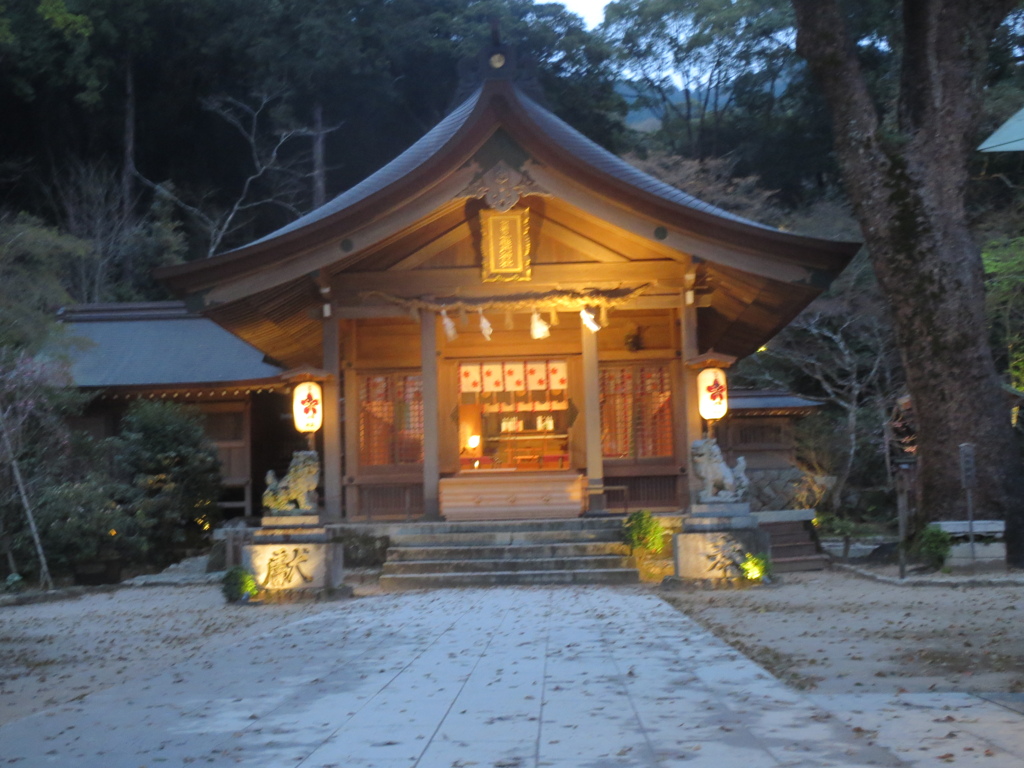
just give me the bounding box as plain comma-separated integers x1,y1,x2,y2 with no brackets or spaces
958,442,977,566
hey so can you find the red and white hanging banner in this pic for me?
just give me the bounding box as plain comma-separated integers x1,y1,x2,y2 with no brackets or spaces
459,363,482,393
547,360,568,390
465,360,568,392
481,362,504,392
503,361,526,392
526,362,549,390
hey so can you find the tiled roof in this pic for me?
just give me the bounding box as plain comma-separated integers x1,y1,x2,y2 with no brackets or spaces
730,390,823,414
515,90,779,232
241,82,778,252
59,303,283,388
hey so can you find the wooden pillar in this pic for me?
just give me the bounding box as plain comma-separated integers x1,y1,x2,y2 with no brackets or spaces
680,294,703,506
342,320,360,518
580,321,606,514
420,310,441,520
321,308,343,522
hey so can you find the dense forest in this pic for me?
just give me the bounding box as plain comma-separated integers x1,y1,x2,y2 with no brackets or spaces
2,1,1023,301
2,0,1024,574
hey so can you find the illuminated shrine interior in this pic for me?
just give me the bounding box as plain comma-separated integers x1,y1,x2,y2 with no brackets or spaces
458,360,570,471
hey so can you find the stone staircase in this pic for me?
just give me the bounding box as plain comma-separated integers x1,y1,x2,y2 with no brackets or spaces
759,519,829,573
377,518,639,591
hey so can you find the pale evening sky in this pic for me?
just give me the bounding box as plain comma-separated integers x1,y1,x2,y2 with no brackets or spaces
557,0,609,29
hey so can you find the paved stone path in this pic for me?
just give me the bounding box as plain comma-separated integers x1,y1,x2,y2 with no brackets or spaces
1,586,1021,767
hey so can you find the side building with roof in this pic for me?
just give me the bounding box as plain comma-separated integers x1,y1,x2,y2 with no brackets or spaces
59,302,307,518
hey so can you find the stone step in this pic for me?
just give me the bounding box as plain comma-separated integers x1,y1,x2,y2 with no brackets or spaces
758,519,825,574
387,528,624,547
773,554,829,573
772,541,821,558
682,516,758,532
382,555,635,575
335,517,628,538
361,517,644,590
252,532,329,544
768,531,817,545
386,542,630,562
378,568,640,591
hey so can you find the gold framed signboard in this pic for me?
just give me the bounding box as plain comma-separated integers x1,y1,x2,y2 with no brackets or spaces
481,208,531,282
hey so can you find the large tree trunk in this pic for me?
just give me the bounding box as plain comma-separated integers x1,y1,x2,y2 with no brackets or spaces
790,0,1024,566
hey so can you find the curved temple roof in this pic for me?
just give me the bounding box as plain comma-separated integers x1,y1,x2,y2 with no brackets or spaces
157,48,860,365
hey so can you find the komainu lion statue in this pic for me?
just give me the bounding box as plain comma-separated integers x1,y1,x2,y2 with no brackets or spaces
262,451,320,514
691,439,749,503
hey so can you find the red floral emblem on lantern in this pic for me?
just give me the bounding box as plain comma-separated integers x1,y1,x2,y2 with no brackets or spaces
302,391,319,416
706,377,725,403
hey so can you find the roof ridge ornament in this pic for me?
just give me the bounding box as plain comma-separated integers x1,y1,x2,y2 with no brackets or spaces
448,29,548,112
459,160,549,212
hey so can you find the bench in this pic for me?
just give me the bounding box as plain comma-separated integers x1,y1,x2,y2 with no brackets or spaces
931,520,1004,539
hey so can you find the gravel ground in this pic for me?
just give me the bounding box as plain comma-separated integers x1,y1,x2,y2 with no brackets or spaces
1,562,1021,731
661,567,1024,695
0,582,328,727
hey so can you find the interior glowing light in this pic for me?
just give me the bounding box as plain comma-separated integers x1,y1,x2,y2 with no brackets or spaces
580,306,601,332
467,434,481,449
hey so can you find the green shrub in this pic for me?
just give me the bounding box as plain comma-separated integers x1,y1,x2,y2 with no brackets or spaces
814,514,858,538
622,510,665,554
222,566,258,603
114,400,222,565
25,475,145,573
913,526,953,569
740,552,772,583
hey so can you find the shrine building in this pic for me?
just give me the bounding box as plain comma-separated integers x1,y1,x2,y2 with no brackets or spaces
156,43,858,523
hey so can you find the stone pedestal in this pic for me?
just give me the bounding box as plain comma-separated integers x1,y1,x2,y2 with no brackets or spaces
243,515,344,594
684,502,760,531
673,501,770,582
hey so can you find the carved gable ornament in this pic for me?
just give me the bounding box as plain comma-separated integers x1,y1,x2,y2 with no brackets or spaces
480,207,531,282
460,160,547,212
460,162,543,283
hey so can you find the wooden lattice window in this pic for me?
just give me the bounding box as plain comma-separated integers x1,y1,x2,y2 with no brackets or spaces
359,373,424,466
600,364,673,460
736,423,785,447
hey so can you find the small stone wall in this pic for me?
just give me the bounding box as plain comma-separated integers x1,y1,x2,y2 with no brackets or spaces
746,468,827,512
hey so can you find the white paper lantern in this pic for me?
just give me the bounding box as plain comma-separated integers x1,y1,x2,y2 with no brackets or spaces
696,368,728,421
292,381,324,433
